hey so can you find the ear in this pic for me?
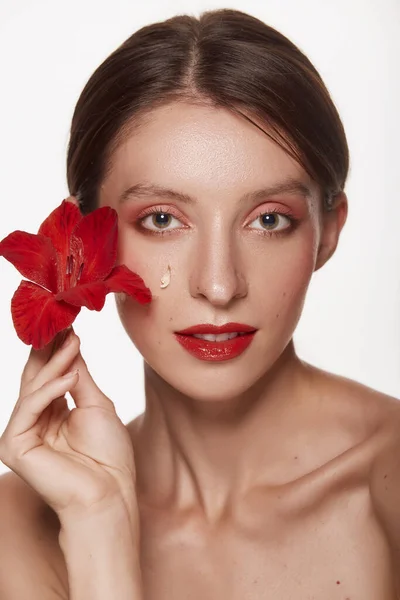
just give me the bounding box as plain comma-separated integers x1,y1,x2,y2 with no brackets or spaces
314,192,348,272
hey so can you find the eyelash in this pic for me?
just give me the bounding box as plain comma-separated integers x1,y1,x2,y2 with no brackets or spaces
136,205,299,238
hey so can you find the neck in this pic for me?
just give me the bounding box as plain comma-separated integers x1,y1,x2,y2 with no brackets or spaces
131,339,315,522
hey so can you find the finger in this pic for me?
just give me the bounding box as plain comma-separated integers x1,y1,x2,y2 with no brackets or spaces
37,395,70,440
3,370,79,443
26,332,81,394
20,327,74,391
19,329,78,401
66,351,116,413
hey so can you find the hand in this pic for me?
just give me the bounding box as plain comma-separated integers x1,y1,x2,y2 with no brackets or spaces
0,328,139,525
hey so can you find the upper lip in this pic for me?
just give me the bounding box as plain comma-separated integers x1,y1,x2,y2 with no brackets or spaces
175,322,257,335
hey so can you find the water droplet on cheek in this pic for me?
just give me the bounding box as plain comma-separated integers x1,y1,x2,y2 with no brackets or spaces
160,265,171,288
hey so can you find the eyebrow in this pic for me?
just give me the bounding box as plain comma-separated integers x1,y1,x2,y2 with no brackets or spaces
118,177,313,206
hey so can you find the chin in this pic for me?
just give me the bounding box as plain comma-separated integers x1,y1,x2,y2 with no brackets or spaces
166,379,260,404
144,356,271,404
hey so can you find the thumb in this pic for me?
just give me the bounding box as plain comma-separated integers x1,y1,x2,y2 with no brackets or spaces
67,350,116,413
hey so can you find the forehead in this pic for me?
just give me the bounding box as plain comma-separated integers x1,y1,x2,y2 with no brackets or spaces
101,102,319,204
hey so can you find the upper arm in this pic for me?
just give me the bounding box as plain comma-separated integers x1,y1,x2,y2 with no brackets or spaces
0,472,68,599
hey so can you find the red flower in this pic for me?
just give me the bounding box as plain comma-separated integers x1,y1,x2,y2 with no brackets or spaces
0,199,152,349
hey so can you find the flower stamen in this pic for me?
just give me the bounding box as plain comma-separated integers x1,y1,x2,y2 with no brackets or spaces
77,262,84,281
66,255,73,275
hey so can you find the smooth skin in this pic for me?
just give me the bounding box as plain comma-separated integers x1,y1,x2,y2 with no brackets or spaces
1,102,400,599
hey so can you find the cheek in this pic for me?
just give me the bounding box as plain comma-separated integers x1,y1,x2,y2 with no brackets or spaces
116,222,145,268
116,223,164,294
250,235,317,318
115,292,156,350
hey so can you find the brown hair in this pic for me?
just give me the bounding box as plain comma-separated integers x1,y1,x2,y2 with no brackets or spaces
66,8,349,215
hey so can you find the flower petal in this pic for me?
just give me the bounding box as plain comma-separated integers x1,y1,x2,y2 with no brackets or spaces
38,200,82,291
56,282,108,311
11,281,80,350
0,231,58,293
104,264,152,304
71,206,118,284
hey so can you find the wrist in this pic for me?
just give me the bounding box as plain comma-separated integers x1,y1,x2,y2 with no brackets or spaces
58,493,139,544
58,476,138,522
58,497,144,600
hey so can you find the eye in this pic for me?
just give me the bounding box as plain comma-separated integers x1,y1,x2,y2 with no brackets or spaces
247,209,293,234
138,208,183,232
136,206,297,236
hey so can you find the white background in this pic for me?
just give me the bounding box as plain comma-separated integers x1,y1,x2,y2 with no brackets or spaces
0,0,399,475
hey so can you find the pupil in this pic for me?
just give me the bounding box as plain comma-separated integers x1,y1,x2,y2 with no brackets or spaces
261,214,277,229
153,213,170,228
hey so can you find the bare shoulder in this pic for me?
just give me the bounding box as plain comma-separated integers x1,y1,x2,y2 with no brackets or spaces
0,471,68,599
308,361,400,490
288,362,400,490
306,362,400,437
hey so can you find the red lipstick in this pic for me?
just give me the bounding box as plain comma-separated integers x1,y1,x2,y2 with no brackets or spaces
174,322,257,362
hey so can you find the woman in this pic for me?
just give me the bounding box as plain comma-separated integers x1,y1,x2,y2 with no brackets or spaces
0,7,399,599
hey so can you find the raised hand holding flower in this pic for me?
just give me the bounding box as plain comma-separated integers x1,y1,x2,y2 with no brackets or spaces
0,198,152,529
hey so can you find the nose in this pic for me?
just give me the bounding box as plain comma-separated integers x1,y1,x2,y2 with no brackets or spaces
188,227,248,307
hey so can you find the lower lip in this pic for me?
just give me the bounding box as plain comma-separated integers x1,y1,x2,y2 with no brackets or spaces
173,332,257,361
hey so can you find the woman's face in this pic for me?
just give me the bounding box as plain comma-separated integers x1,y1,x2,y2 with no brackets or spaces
99,102,325,401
